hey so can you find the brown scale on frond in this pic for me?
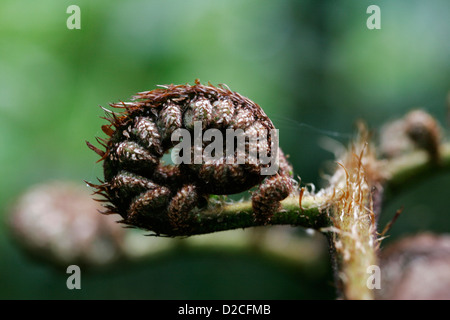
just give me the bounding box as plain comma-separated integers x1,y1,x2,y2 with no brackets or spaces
87,80,294,236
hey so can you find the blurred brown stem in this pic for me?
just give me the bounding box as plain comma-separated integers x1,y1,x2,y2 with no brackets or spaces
384,143,450,198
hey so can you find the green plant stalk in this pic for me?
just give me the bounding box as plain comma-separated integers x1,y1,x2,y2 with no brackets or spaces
185,195,330,236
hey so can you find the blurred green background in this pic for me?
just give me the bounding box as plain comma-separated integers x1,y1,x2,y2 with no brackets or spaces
0,0,449,299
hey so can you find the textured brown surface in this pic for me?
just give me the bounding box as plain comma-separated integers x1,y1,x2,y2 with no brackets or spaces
87,81,293,236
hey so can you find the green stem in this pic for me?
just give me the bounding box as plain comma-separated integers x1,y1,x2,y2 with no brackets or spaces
185,195,330,236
